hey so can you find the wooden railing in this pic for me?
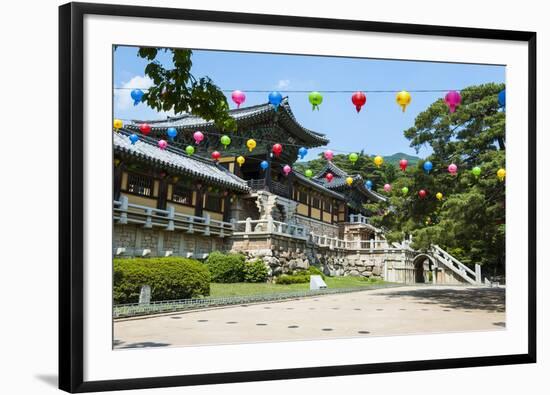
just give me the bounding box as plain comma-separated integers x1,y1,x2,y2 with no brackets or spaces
246,178,290,198
349,214,370,225
114,196,234,237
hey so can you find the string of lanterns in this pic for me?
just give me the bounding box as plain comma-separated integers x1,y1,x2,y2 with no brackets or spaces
125,87,506,114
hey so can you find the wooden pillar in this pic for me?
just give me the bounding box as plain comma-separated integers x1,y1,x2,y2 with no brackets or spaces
223,194,231,222
113,161,124,200
194,184,204,217
157,177,168,210
307,190,312,218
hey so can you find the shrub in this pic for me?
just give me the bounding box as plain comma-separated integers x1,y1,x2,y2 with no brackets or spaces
243,259,269,283
205,251,246,283
275,266,325,284
113,257,210,304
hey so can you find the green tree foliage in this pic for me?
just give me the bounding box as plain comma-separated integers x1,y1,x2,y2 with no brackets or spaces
136,47,236,131
368,83,505,276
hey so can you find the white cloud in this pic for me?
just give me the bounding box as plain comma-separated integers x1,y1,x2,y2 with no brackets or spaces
114,75,175,118
277,79,290,89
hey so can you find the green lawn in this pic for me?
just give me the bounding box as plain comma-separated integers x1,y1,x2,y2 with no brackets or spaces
210,276,386,298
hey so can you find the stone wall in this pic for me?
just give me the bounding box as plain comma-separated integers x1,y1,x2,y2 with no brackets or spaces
113,224,226,258
294,215,340,238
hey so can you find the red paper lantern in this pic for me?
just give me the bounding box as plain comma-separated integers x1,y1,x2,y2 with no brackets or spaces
139,123,151,135
272,143,283,157
351,91,367,112
399,159,408,171
418,189,427,199
326,173,334,183
211,151,221,161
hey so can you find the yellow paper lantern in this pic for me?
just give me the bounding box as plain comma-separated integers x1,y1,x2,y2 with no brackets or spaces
346,177,353,186
374,155,384,168
497,168,506,181
113,119,123,130
237,156,245,167
396,90,412,112
246,139,257,152
436,192,443,201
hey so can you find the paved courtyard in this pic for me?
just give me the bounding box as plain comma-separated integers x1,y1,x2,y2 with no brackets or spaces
113,285,505,349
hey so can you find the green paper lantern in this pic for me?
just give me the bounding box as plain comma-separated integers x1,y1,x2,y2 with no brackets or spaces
305,169,313,178
349,153,359,164
220,135,231,149
185,145,195,155
472,166,481,177
308,91,323,111
401,186,409,195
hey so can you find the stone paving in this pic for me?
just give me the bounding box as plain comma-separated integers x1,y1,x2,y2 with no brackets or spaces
113,285,505,349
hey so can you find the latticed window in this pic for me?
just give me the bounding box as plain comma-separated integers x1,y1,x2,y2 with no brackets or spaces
323,200,332,212
127,173,153,197
312,197,321,209
205,193,222,212
299,190,308,204
172,184,193,205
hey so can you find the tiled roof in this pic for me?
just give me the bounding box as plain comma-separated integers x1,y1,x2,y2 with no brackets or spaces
124,98,329,147
292,170,347,200
312,162,387,202
114,131,250,192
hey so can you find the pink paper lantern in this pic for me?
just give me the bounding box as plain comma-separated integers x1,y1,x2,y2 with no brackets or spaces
383,183,392,193
231,90,246,108
448,163,458,175
158,139,168,150
324,150,334,161
444,90,461,113
283,165,292,176
193,131,204,144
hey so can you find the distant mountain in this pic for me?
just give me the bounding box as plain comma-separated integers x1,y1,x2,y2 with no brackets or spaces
383,153,421,166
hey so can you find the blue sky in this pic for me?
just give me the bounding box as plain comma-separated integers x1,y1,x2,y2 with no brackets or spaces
114,46,504,160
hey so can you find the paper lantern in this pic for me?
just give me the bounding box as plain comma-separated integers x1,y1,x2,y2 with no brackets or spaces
129,134,139,145
246,139,257,152
472,166,481,178
365,180,373,190
283,164,292,176
298,147,308,160
158,139,168,150
423,161,433,174
193,131,204,144
268,91,283,110
349,153,359,164
220,135,231,149
399,159,408,171
498,89,506,109
113,119,123,130
396,90,411,112
497,168,506,181
260,160,269,170
374,155,384,168
351,91,367,112
346,177,353,186
444,90,462,113
401,186,409,195
448,163,458,176
418,189,427,199
308,91,323,111
231,90,246,108
211,151,221,161
326,173,334,182
324,150,334,161
436,192,443,201
272,143,283,157
185,145,195,155
139,123,151,135
167,127,177,141
131,89,144,106
305,169,313,178
237,156,245,167
383,184,392,193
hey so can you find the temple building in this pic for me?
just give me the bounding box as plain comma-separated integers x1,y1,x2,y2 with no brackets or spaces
113,98,485,285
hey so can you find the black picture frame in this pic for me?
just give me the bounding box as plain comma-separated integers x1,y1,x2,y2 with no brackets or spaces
59,2,537,392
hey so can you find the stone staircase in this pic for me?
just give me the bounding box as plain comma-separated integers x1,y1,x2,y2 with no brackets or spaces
429,245,486,285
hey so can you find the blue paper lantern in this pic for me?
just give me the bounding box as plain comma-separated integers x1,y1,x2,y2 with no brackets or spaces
129,134,139,145
130,89,144,106
167,127,177,141
423,161,433,174
498,89,506,109
298,147,308,160
268,91,283,111
365,180,373,190
260,160,269,170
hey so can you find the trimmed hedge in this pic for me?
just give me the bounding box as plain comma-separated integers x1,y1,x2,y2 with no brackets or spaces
275,266,326,285
205,251,246,283
113,257,210,304
243,259,269,283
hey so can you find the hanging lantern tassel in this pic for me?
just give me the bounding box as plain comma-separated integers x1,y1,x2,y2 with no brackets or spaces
308,91,323,111
237,156,245,167
396,90,411,112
